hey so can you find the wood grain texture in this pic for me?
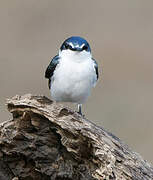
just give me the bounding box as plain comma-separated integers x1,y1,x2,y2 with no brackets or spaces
0,94,153,180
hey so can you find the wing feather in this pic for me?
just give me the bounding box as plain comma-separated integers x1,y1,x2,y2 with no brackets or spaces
45,55,60,89
92,58,99,80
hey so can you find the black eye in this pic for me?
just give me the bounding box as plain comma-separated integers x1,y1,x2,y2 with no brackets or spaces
82,45,88,51
64,43,69,49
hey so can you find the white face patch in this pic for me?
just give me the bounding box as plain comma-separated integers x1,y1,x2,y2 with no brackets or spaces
69,42,74,48
80,43,85,48
68,43,85,49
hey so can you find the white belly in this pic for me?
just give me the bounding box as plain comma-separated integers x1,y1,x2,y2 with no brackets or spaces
50,57,97,104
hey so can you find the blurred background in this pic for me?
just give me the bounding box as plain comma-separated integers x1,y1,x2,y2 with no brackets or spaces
0,0,153,163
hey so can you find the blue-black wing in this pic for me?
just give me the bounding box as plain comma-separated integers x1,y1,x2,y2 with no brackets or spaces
45,55,60,89
92,58,98,80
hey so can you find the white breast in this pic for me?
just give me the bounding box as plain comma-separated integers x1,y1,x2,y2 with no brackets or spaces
50,51,97,104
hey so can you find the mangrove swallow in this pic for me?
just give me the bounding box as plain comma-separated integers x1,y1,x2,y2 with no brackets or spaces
45,36,99,115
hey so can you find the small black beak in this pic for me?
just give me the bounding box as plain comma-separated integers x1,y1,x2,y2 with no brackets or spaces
69,46,82,52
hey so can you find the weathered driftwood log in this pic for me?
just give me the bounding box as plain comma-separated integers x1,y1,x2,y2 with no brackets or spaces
0,94,153,180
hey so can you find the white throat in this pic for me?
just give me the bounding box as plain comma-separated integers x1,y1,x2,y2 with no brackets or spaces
59,49,92,63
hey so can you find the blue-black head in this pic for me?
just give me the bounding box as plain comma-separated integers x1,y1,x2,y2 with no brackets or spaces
60,36,91,52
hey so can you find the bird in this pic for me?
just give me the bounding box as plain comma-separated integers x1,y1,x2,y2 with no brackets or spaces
45,36,98,115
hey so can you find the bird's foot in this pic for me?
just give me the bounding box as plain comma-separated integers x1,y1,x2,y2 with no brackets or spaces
77,104,85,117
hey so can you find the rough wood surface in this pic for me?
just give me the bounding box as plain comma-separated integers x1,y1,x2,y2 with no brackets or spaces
0,94,153,180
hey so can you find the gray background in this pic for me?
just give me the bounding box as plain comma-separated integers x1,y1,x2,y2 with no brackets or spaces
0,0,153,164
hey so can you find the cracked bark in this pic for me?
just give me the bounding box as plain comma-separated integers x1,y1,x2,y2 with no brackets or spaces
0,94,153,180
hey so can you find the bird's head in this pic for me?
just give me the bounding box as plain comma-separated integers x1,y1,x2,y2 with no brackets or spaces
59,36,92,60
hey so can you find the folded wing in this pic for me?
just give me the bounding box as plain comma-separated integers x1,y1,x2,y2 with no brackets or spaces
45,55,60,89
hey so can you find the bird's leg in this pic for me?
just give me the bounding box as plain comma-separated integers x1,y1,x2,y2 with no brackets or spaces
78,104,82,115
